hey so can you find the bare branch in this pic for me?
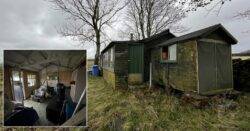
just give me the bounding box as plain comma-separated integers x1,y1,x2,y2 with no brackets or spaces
122,0,223,40
50,0,126,64
233,10,250,20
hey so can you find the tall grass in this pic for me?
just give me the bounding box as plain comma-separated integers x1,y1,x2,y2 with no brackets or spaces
88,76,250,130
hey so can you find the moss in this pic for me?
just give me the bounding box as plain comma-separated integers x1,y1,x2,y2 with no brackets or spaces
151,40,198,92
128,74,143,85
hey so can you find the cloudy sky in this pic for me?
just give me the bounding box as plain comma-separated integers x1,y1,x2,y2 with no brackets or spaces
0,0,249,62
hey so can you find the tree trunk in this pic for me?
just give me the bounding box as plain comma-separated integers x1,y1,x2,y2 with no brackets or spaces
94,30,101,65
94,41,100,65
93,0,100,65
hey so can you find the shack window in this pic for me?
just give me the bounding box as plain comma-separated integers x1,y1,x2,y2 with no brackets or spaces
103,51,108,68
110,47,114,68
103,47,114,69
161,44,177,62
162,47,168,61
27,74,36,87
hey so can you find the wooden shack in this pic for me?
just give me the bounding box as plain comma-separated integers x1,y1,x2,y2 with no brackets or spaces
100,30,175,88
101,41,143,88
101,24,238,95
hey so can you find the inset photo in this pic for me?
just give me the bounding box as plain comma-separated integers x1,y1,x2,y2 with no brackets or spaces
3,50,86,127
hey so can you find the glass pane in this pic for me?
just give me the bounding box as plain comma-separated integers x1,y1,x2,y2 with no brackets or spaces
27,74,36,87
110,48,114,62
12,71,20,81
169,44,177,61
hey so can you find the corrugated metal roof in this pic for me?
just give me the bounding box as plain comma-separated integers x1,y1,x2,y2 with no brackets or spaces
138,29,175,43
101,29,175,54
101,24,238,54
101,41,145,54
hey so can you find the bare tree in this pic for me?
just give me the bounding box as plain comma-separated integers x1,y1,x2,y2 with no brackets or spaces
50,0,127,65
124,0,214,40
233,10,250,20
204,0,250,34
204,0,234,16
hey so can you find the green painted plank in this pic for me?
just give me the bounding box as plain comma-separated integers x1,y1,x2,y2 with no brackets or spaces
128,44,144,73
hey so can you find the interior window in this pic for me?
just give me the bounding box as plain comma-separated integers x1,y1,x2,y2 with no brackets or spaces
162,44,177,61
28,74,36,87
12,71,20,81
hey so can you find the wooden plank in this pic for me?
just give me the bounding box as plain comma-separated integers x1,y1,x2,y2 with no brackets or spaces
62,107,86,126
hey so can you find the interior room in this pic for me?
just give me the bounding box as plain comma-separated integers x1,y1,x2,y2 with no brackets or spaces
4,50,86,126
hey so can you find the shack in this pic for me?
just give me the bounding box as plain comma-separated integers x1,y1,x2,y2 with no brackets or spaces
100,30,175,88
101,41,142,88
4,50,86,126
101,24,238,95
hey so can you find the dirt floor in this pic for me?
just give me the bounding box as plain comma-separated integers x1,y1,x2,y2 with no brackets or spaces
88,76,250,130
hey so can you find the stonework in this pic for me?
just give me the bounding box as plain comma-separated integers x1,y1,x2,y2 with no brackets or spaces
151,40,198,92
128,73,143,85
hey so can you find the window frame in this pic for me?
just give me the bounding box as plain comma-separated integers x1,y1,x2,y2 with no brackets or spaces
102,46,115,71
161,44,177,63
27,74,37,87
12,71,21,82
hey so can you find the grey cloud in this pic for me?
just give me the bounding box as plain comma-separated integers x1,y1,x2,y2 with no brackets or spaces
177,0,250,53
0,0,249,61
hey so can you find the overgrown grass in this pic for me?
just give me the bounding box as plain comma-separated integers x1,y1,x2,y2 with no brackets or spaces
88,76,250,130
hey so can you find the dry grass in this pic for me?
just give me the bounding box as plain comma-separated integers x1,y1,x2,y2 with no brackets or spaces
88,76,250,130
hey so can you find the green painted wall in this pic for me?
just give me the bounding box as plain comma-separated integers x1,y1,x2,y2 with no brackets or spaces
128,44,144,74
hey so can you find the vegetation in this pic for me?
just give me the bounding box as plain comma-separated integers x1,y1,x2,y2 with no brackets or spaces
88,76,250,130
50,0,127,65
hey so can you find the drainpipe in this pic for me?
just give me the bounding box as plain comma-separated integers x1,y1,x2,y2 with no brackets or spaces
57,64,60,83
149,62,152,88
167,63,170,88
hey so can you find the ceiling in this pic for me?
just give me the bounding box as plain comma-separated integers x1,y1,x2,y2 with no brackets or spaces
4,50,86,72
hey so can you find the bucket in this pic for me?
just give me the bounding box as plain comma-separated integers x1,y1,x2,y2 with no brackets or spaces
92,65,100,76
